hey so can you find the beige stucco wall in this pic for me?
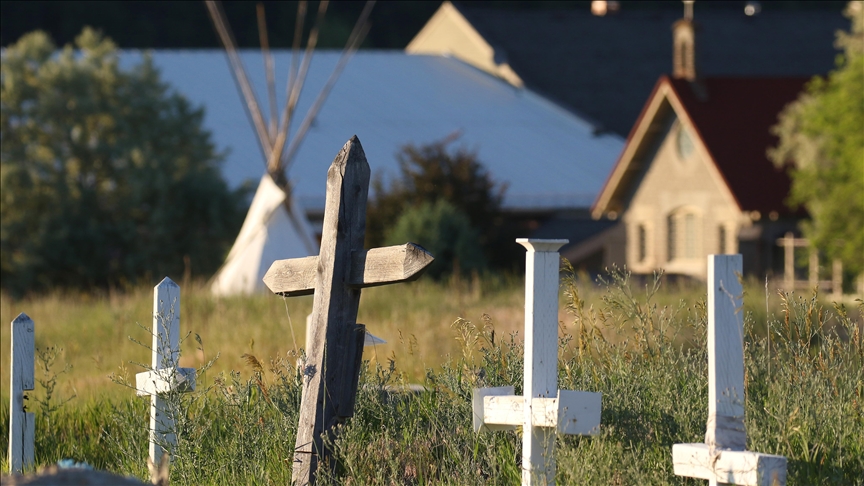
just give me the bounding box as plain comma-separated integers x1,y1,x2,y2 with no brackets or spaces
622,117,747,279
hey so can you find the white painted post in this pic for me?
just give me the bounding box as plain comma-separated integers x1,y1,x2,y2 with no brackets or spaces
472,239,602,486
522,238,565,484
672,255,787,486
135,278,196,468
8,313,35,473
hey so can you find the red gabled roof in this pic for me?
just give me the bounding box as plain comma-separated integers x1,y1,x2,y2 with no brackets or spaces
666,76,809,215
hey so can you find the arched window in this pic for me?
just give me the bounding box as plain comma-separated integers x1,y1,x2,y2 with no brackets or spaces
667,209,701,261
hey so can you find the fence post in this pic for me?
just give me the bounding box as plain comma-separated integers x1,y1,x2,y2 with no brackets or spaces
8,313,35,473
135,277,196,468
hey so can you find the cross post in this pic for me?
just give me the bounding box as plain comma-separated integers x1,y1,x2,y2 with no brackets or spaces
472,239,602,485
135,277,196,468
8,313,35,473
672,254,787,486
262,136,433,485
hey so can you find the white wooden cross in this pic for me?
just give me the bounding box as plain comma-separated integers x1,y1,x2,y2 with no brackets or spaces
262,136,434,485
472,239,602,485
8,313,35,473
672,254,787,486
135,277,196,468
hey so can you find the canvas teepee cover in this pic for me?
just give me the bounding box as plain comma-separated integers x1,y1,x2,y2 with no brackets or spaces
210,174,317,295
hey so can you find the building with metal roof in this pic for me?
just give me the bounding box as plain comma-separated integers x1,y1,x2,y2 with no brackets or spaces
119,50,624,217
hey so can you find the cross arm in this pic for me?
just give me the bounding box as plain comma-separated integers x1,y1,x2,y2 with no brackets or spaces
263,242,434,296
473,387,602,435
673,443,787,486
136,367,197,396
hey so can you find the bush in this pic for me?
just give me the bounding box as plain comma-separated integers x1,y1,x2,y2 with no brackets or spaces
385,200,485,279
367,137,511,270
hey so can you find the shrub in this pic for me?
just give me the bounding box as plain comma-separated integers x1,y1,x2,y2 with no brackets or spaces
385,200,485,279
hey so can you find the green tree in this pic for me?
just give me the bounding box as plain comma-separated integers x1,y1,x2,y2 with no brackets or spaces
769,2,864,277
385,200,485,279
367,136,515,271
1,28,248,294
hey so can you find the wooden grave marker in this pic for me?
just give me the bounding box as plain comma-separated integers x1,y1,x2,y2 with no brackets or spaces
472,239,602,485
672,255,787,486
262,136,434,485
8,313,35,473
135,277,196,468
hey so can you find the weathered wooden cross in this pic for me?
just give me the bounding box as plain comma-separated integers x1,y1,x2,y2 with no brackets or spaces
8,313,35,473
135,277,196,468
472,239,602,485
262,136,434,485
672,255,787,486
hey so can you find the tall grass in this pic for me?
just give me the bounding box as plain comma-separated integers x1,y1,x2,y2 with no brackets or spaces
1,270,861,484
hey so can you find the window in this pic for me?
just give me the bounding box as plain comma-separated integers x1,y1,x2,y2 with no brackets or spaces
718,225,727,254
676,125,695,160
667,209,701,261
637,224,648,263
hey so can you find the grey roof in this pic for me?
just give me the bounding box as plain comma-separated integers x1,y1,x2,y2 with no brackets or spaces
456,4,848,137
118,50,624,211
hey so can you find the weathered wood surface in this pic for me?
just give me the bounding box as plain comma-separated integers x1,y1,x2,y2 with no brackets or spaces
277,136,433,485
8,313,35,473
134,278,196,469
672,255,787,486
673,443,787,486
479,391,601,434
706,254,746,453
520,239,567,486
136,368,196,396
263,243,433,296
472,239,602,486
291,136,371,485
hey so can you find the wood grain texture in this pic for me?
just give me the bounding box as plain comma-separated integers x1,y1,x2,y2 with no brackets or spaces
263,243,433,295
9,313,35,473
293,136,370,486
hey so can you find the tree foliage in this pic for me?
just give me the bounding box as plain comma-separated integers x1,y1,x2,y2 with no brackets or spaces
1,28,248,294
385,200,485,279
769,2,864,277
366,137,512,274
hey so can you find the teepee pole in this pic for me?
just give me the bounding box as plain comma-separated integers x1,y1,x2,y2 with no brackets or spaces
205,1,272,158
256,2,278,140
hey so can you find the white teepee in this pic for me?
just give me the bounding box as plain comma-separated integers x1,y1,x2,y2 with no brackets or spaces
210,175,317,295
206,1,372,295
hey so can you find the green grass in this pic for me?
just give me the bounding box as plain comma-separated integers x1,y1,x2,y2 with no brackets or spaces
1,269,862,484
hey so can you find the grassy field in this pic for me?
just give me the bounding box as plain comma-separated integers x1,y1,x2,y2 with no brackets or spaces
1,268,862,484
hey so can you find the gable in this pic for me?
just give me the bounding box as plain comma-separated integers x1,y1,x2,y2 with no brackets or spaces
594,76,807,219
628,114,740,218
406,1,523,87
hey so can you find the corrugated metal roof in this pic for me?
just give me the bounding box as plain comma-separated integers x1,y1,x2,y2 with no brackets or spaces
118,50,623,211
